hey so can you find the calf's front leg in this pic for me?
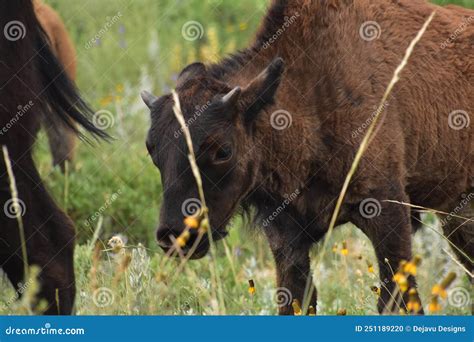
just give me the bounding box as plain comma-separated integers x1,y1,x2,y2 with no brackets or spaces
352,192,423,314
264,225,316,315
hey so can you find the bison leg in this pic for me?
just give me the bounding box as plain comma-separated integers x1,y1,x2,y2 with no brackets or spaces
1,236,75,315
34,242,76,315
1,164,76,315
29,198,76,315
440,195,473,312
352,196,423,314
264,226,317,315
43,118,77,172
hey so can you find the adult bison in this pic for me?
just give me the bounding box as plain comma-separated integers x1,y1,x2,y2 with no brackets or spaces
35,0,78,171
0,0,105,314
142,0,473,314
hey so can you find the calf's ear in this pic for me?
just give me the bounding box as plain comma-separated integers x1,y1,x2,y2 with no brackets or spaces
177,62,206,88
241,57,285,125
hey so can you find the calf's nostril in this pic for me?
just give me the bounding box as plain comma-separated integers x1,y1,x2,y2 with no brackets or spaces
156,225,176,248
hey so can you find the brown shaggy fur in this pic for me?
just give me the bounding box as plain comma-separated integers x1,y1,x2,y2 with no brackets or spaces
34,0,77,171
143,0,473,315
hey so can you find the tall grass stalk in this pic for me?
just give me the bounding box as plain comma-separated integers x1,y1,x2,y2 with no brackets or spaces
2,146,29,280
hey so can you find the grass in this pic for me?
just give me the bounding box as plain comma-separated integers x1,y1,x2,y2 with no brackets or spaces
0,0,472,315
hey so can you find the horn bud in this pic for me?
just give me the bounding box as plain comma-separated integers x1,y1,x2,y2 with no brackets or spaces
141,90,158,109
221,86,241,106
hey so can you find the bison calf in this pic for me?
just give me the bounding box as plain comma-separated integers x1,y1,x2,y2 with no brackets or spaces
143,0,473,314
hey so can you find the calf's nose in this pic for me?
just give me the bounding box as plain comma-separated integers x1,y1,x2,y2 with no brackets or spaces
156,224,200,250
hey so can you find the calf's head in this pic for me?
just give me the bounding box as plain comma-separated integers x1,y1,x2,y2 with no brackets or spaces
141,58,284,259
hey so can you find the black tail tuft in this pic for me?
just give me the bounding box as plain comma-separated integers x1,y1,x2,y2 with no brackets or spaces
35,30,110,141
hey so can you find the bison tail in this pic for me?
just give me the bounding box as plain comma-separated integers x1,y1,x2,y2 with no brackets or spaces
35,30,110,141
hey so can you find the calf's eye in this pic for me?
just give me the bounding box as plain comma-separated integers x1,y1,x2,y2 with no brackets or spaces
213,144,233,163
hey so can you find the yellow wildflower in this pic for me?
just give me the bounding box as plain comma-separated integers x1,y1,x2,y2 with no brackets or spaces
292,299,302,315
370,286,381,296
248,279,255,296
308,306,316,316
341,241,349,256
115,84,124,93
429,296,441,313
337,308,347,316
184,216,200,229
393,272,408,293
176,230,190,247
99,95,113,107
406,288,421,313
432,272,456,299
431,284,447,299
403,255,422,276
